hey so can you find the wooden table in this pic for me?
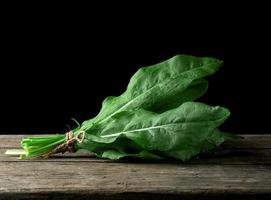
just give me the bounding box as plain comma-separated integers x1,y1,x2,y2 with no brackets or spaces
0,134,270,200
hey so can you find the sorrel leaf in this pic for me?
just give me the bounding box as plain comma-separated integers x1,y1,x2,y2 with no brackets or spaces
76,102,230,160
80,55,222,130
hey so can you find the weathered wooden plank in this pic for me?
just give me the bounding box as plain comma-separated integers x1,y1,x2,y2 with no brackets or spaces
223,134,271,149
1,134,270,149
0,161,271,199
1,135,271,165
0,134,271,199
1,148,271,165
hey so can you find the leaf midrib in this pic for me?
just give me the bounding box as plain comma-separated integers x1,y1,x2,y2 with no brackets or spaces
100,123,180,138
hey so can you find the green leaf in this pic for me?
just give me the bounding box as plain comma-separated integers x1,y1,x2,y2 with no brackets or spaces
81,55,223,130
98,150,164,160
76,102,230,161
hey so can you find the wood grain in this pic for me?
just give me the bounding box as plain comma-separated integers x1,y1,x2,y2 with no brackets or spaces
0,134,271,200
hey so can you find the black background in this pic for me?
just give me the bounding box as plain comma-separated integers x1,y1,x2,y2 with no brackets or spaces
0,3,270,134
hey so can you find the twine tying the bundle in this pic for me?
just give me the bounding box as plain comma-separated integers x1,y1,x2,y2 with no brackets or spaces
42,131,85,158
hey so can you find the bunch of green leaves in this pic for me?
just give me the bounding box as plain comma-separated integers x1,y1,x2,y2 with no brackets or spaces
13,55,236,161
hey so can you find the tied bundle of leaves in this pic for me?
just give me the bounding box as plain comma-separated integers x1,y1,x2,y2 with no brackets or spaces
8,55,237,161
